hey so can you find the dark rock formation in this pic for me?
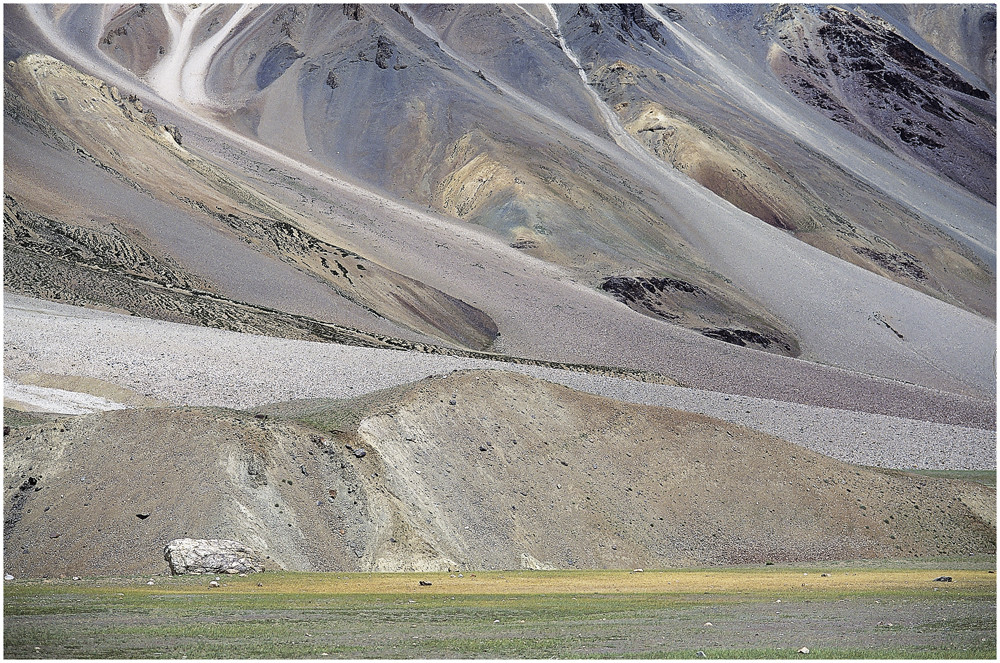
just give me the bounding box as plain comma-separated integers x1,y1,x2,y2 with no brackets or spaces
343,4,364,21
596,4,664,44
601,275,702,302
852,247,927,281
701,328,786,351
375,35,395,70
163,124,181,145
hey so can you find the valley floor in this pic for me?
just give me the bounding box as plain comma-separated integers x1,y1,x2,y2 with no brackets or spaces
3,563,995,659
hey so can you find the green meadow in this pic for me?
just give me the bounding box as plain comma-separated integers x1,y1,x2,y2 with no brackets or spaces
4,564,995,659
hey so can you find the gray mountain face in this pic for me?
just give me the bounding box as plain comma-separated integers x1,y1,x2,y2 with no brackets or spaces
4,3,996,399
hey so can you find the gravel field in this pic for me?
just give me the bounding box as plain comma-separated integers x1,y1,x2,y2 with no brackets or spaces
517,371,997,471
5,294,993,470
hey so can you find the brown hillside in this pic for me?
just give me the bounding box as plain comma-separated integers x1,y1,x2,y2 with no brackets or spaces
3,371,994,578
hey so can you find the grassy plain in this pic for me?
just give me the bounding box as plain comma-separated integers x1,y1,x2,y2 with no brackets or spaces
4,563,995,659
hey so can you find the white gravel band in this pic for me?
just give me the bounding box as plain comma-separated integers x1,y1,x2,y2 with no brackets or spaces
4,294,994,470
3,377,128,415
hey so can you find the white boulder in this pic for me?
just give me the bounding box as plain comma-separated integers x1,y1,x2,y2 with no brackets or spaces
163,538,264,575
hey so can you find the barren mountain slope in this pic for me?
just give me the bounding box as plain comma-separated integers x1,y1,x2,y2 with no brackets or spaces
6,3,996,400
200,2,995,317
4,371,994,578
191,2,999,389
551,3,994,309
200,3,802,351
898,4,996,95
762,5,993,201
97,3,170,78
3,52,497,350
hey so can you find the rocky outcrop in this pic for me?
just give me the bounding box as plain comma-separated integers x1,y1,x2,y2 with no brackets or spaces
163,124,182,145
761,5,995,202
375,35,395,70
343,4,364,21
163,538,264,575
600,276,800,357
592,4,665,45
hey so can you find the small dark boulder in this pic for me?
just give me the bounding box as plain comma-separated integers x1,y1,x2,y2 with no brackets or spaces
932,576,953,582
